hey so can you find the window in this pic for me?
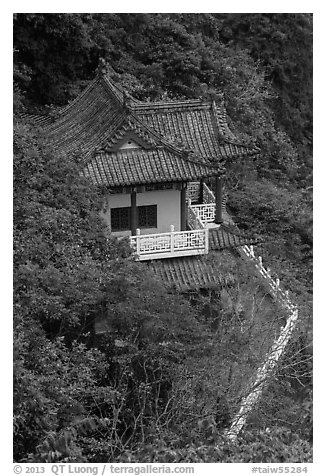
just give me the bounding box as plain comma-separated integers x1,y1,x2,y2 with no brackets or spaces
111,207,131,231
110,205,157,231
138,205,157,228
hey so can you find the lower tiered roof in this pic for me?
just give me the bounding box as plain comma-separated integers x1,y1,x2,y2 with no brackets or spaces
83,148,220,187
149,253,235,291
149,225,258,291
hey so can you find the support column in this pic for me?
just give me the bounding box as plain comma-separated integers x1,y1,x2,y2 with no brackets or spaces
180,183,187,231
199,179,204,203
130,188,137,235
214,177,223,224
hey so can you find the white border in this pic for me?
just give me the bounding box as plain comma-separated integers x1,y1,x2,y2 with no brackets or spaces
4,5,320,474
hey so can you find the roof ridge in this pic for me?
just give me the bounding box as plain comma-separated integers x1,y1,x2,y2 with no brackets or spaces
34,75,125,127
21,79,99,127
210,101,260,152
210,100,238,142
132,99,211,111
96,113,159,152
99,74,125,106
82,111,128,158
55,78,99,117
101,71,144,105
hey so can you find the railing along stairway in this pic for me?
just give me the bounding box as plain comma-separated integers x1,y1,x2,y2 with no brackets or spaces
190,182,300,440
187,182,217,227
224,245,299,440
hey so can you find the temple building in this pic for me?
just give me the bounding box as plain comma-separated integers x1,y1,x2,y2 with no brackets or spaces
32,68,259,290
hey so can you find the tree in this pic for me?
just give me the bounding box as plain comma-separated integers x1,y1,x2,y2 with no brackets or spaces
215,14,312,144
14,13,102,106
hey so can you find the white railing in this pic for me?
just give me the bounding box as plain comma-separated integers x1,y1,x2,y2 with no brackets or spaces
203,182,215,204
187,200,205,230
226,305,299,441
190,183,216,224
186,181,201,203
191,203,216,224
203,182,229,214
130,226,209,261
225,243,299,441
185,183,216,225
241,245,296,312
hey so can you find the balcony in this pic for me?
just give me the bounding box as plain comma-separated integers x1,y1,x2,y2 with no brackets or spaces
130,182,218,261
130,226,209,261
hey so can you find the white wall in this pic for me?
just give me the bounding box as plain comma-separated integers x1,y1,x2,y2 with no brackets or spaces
101,189,181,237
137,189,181,234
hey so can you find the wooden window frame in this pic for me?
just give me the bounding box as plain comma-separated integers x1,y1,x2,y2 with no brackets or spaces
111,207,131,232
137,205,157,229
111,205,157,231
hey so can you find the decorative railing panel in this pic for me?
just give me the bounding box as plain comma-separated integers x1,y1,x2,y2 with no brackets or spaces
203,182,215,204
186,182,201,203
187,201,205,230
203,182,228,213
191,203,216,224
130,227,209,261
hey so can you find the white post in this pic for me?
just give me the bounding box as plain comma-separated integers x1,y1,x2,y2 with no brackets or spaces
205,228,209,254
170,225,175,254
259,256,263,268
250,245,254,257
136,228,140,255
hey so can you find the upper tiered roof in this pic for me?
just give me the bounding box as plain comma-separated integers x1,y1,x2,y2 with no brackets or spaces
30,69,259,187
131,100,255,161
